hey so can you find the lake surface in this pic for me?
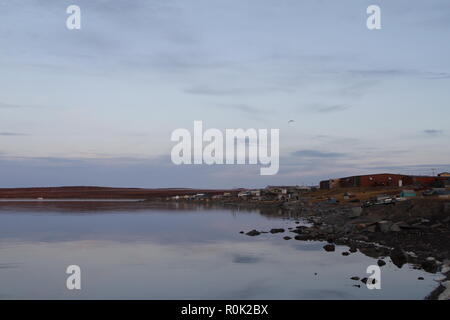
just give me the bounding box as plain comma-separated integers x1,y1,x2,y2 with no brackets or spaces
0,201,440,299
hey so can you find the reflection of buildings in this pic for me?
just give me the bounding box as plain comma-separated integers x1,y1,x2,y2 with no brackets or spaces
320,173,450,189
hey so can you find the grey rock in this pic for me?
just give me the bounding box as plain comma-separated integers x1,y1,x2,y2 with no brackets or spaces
246,230,261,236
348,207,363,218
377,259,386,267
377,220,393,233
343,223,355,234
390,247,408,268
270,228,285,234
353,235,369,241
422,259,438,273
390,223,402,232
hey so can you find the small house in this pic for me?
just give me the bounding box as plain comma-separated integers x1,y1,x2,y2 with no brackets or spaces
249,190,261,197
400,190,416,197
237,191,250,198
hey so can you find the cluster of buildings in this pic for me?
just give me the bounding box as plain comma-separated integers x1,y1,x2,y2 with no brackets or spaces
320,173,450,190
164,172,450,203
236,186,314,201
166,186,315,202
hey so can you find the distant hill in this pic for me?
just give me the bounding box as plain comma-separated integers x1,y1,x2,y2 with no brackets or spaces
0,186,230,199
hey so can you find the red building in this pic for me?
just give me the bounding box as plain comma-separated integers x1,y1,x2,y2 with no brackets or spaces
320,173,449,189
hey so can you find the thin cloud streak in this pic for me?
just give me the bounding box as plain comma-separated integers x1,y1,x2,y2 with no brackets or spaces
0,132,28,136
292,150,347,159
423,129,444,136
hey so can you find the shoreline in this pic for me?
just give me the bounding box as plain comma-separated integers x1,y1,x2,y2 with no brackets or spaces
231,198,450,300
158,195,449,299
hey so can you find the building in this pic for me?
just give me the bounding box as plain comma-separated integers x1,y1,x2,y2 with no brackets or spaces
265,186,288,194
337,173,410,188
400,190,416,197
237,191,250,198
263,186,304,201
319,179,340,190
320,173,449,189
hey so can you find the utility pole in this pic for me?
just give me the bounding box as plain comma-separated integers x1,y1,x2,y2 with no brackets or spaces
431,168,437,176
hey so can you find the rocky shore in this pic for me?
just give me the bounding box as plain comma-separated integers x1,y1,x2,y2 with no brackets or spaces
241,198,450,300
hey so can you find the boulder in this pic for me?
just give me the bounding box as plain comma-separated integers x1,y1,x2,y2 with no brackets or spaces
377,221,393,233
377,259,386,267
353,235,369,241
270,228,285,234
441,263,450,274
422,259,438,273
294,235,309,241
343,223,355,234
283,236,292,240
323,244,335,252
390,247,408,268
438,281,450,300
348,207,363,219
390,223,402,232
246,230,261,236
359,247,382,259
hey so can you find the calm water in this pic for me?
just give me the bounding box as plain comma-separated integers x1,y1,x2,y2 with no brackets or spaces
0,201,439,299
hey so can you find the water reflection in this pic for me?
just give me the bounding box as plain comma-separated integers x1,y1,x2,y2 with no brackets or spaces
0,202,438,299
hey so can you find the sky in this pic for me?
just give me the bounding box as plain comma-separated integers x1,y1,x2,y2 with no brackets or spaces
0,0,449,188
